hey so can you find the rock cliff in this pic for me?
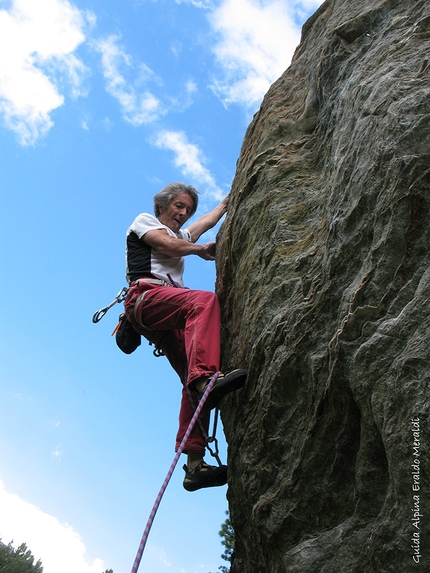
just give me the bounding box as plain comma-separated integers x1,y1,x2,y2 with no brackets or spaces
216,1,430,571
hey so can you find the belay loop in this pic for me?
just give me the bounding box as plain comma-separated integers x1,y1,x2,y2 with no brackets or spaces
92,287,128,323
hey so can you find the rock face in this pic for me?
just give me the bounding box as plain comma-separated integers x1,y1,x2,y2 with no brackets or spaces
216,1,430,571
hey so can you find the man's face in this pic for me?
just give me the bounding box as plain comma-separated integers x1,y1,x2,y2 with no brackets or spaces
158,192,195,233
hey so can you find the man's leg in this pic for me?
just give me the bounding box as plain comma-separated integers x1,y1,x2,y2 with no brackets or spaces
134,285,221,386
156,328,210,464
126,283,245,489
155,329,227,490
132,285,247,411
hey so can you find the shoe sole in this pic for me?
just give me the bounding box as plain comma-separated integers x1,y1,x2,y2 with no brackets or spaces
204,369,247,410
183,477,227,492
183,466,228,491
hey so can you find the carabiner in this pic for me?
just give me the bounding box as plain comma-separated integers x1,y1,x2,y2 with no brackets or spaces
92,307,109,323
92,287,129,323
115,286,128,303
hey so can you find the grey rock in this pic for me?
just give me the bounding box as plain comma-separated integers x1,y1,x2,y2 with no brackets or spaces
216,0,430,571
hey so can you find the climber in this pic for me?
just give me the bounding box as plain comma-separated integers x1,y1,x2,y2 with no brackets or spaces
123,182,247,492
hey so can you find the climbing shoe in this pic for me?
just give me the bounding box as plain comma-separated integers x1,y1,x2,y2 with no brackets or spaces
199,369,247,410
183,461,228,492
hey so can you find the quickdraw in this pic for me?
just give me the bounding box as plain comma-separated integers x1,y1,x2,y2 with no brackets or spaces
206,407,222,466
92,287,128,323
93,287,165,357
186,385,222,466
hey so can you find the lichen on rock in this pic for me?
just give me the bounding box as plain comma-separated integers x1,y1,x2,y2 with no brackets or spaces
216,1,430,571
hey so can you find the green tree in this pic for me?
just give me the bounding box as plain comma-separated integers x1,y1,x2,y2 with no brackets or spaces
0,539,43,572
219,512,234,567
210,511,235,573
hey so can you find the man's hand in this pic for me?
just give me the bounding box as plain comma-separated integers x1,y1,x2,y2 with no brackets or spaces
144,229,217,260
198,242,216,260
187,195,230,243
219,194,229,213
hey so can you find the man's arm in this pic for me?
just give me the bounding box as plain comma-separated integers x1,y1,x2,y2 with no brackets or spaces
187,195,229,243
143,229,216,260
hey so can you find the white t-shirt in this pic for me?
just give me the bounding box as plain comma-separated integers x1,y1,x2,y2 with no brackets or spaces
125,213,191,286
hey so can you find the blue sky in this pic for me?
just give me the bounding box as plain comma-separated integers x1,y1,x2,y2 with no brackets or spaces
0,1,323,572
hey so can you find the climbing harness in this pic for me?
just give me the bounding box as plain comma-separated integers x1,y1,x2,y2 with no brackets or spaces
131,372,221,573
92,287,128,323
92,286,165,357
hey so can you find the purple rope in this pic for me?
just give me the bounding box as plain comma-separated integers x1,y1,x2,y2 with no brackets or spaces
131,371,220,573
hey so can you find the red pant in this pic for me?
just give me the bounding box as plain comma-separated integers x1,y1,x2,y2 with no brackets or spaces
124,282,221,455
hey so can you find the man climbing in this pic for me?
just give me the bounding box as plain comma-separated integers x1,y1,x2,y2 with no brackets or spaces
123,182,247,492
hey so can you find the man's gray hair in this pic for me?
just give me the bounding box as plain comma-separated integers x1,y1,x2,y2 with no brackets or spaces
154,182,199,217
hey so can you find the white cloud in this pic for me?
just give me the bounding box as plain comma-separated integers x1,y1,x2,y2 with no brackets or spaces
51,445,63,460
167,79,198,113
158,547,171,566
293,0,325,21
94,34,165,126
0,481,106,573
175,0,214,8
152,130,223,200
102,116,114,131
0,0,92,145
208,0,322,111
185,80,198,96
298,0,323,10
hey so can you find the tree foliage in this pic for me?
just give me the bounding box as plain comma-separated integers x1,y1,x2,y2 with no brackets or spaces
209,511,235,573
219,512,234,565
0,539,43,573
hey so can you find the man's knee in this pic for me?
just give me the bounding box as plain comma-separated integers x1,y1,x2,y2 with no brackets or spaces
186,288,218,306
196,289,218,303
